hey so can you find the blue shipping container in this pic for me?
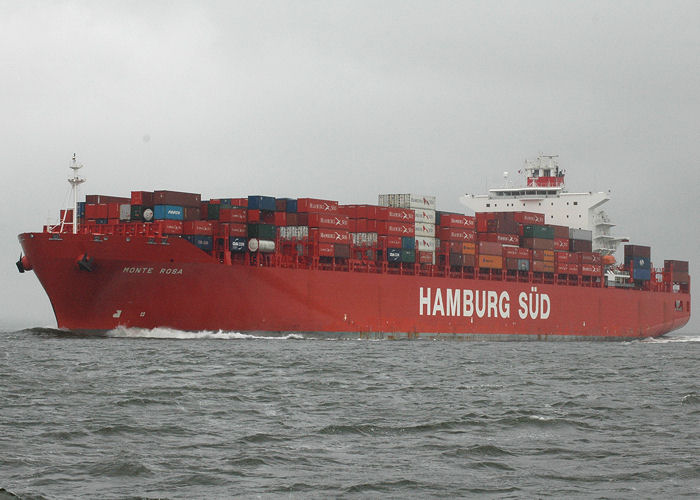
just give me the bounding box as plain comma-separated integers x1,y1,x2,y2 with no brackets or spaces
229,237,247,252
248,195,276,211
387,248,401,262
219,198,232,208
154,205,184,220
627,256,651,270
402,237,415,249
77,201,86,217
286,199,298,213
517,258,530,271
634,268,652,281
185,235,213,251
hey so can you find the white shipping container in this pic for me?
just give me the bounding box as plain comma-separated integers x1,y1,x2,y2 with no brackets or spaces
569,228,592,241
409,194,436,210
414,222,436,237
378,193,436,210
119,204,131,221
415,236,437,252
414,208,436,224
353,232,378,246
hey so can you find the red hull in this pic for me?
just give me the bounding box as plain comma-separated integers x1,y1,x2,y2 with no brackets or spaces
19,232,690,339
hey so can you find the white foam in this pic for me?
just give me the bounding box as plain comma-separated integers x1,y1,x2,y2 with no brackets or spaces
640,335,700,344
106,326,306,340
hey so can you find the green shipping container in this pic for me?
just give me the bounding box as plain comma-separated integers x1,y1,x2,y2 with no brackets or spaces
522,224,554,239
400,249,416,263
247,223,276,240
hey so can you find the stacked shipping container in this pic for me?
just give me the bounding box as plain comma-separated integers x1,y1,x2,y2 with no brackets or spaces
74,189,672,286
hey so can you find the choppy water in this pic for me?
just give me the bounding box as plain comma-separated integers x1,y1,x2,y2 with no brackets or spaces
1,328,698,499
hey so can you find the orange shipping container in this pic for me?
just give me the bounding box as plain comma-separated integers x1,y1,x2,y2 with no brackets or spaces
532,260,555,273
478,255,503,269
462,242,476,254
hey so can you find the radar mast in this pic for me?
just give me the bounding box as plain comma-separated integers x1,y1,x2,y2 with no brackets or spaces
68,154,86,234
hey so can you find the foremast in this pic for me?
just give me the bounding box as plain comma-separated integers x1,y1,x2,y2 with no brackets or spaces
67,154,86,234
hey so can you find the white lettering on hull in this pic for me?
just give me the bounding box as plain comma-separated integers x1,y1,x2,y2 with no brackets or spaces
122,266,183,275
419,287,551,320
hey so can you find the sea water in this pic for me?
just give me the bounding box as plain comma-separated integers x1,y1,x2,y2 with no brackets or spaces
1,328,698,499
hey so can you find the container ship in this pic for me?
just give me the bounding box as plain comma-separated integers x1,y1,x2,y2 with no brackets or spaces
16,155,690,339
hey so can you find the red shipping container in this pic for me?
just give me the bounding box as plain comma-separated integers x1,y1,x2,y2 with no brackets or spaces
355,219,368,233
377,221,414,237
231,198,248,207
96,204,109,219
503,246,530,259
555,252,577,264
274,212,287,226
440,213,476,229
556,263,580,274
570,239,593,252
554,238,569,251
153,190,201,208
551,225,570,239
218,223,247,237
579,252,602,265
183,221,214,235
297,198,339,213
247,209,261,223
310,228,350,244
463,254,476,267
317,243,335,256
581,263,602,276
385,235,402,247
85,194,130,204
219,208,247,223
478,241,502,256
482,233,520,246
449,241,463,253
514,211,545,225
84,204,98,219
438,228,476,242
131,191,154,206
521,237,555,250
200,203,209,220
374,207,415,222
307,213,350,229
106,203,120,219
155,220,183,234
338,205,356,218
418,251,434,264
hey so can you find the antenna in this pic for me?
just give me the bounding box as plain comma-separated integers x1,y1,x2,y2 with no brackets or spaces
68,154,86,234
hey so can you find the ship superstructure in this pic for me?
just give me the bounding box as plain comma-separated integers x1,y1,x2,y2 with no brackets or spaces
460,155,627,255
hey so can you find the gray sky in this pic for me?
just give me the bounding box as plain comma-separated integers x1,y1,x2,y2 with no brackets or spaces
2,1,698,332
